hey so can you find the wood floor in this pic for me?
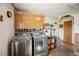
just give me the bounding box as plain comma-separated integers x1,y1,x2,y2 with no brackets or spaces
48,49,65,56
48,41,74,56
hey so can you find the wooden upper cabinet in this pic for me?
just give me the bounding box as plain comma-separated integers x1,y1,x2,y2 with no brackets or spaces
14,14,22,29
14,12,44,29
22,14,30,29
33,15,44,29
22,14,44,29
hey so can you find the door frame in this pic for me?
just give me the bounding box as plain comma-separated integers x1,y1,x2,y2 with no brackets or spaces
59,15,74,44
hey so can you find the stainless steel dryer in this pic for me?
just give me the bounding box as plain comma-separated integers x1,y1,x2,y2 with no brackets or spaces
31,32,48,56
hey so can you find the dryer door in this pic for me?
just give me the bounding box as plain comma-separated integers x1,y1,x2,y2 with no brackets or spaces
34,37,48,55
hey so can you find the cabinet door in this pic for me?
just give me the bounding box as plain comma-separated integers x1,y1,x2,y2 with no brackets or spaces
22,14,44,29
32,15,44,29
15,14,23,29
22,15,30,29
29,15,44,29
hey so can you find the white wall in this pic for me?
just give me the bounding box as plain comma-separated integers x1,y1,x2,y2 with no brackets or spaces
72,13,79,43
73,13,79,33
44,16,59,37
0,3,14,56
58,13,79,44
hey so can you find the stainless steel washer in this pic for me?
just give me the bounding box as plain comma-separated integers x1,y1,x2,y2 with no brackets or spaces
10,33,32,56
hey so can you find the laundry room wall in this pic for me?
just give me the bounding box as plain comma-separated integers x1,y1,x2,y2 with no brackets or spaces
44,16,59,38
73,13,79,33
44,15,79,44
0,3,15,56
58,13,79,44
72,13,79,43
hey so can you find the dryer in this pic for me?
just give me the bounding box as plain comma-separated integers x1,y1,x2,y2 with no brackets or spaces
31,32,48,56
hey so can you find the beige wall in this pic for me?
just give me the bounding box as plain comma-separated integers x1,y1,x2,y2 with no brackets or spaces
0,3,14,56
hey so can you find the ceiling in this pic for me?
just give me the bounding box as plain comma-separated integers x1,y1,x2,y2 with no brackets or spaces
13,3,79,18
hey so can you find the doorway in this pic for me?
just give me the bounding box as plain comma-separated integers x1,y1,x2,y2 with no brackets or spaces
63,20,73,50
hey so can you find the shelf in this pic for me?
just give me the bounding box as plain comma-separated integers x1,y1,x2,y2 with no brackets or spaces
48,43,55,45
48,36,56,50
